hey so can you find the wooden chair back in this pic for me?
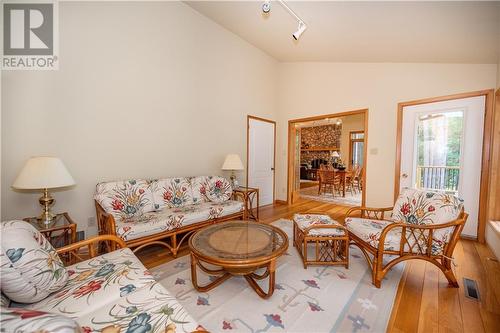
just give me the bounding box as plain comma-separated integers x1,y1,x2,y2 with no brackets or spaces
355,166,362,178
319,170,336,184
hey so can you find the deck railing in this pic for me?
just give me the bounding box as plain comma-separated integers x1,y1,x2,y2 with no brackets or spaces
416,166,460,192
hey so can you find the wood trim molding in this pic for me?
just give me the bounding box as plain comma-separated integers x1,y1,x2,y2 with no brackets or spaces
287,109,369,207
247,115,277,204
394,89,495,243
488,89,500,222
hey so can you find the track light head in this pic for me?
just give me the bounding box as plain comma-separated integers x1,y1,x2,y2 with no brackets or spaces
293,21,307,40
262,1,271,14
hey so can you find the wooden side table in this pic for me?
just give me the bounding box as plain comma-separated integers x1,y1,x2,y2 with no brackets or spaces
23,212,77,249
232,186,259,221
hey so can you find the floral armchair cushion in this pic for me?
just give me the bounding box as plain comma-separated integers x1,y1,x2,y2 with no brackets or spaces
150,178,194,210
345,216,455,255
95,179,155,222
192,176,232,204
0,221,68,303
391,188,463,225
1,307,82,333
293,214,346,237
345,218,401,251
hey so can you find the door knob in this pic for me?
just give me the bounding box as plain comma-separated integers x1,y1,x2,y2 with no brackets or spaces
271,167,275,171
402,173,408,179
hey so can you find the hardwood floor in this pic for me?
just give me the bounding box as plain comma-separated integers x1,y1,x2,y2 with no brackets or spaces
137,198,500,333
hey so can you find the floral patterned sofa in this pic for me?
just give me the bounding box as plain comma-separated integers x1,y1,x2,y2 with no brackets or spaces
95,176,244,256
0,220,203,333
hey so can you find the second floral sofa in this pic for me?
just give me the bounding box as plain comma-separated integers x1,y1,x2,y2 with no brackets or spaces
95,175,244,256
0,220,202,333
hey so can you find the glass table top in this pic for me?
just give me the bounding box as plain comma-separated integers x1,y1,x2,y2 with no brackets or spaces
233,186,258,192
190,221,287,261
24,213,73,230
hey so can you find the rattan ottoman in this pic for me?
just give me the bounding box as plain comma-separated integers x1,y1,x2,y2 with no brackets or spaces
293,213,349,269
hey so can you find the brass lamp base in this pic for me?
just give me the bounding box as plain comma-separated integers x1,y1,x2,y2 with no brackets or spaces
37,188,56,227
229,170,238,189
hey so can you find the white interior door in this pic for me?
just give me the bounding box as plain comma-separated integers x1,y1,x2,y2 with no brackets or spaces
248,117,275,206
400,96,485,238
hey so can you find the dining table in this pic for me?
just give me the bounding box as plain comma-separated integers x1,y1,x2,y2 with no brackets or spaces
317,168,353,197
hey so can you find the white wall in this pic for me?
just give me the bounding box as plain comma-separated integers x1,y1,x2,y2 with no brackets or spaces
1,2,277,234
2,2,498,237
275,63,497,206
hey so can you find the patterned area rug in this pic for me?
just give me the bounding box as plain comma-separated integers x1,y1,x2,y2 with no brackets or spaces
300,186,362,206
151,219,404,333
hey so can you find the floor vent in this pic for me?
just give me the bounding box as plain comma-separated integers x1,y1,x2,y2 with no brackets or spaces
463,278,480,301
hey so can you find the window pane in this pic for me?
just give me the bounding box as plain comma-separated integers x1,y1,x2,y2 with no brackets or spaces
353,142,364,166
351,132,364,139
415,111,463,192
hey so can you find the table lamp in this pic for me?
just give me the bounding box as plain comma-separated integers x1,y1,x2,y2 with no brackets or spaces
331,151,340,167
12,156,75,226
222,154,244,188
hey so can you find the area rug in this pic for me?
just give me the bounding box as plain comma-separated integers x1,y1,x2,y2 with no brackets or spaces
299,186,362,206
151,219,404,333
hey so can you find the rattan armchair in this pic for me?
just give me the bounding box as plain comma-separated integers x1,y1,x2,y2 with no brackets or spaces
344,189,467,288
56,234,126,264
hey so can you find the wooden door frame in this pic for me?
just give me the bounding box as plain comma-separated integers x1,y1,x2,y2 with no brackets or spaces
394,89,494,243
247,115,276,205
349,130,365,169
287,108,369,206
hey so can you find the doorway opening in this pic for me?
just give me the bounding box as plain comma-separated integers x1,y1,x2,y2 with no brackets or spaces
287,109,368,207
395,90,494,241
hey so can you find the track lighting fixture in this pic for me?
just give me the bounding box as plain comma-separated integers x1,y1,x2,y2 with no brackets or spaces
261,0,307,40
293,21,307,40
262,1,271,14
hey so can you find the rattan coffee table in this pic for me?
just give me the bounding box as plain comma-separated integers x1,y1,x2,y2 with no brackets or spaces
188,220,288,299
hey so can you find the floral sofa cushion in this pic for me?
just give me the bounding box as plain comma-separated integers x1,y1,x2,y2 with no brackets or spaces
115,200,244,241
25,248,155,318
76,282,198,333
1,292,10,307
391,188,463,225
293,214,346,237
1,307,82,333
0,221,68,303
150,178,194,210
95,179,156,222
191,176,233,204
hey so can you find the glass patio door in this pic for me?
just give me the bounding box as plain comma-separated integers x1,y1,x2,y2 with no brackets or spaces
400,96,486,238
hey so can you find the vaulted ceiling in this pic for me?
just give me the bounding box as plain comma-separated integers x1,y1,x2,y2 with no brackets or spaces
186,1,500,63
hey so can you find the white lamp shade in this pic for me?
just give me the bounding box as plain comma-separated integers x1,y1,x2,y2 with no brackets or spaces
12,157,76,190
331,151,340,158
221,154,244,171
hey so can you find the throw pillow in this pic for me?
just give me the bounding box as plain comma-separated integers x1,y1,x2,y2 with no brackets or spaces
204,176,233,203
0,220,68,303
